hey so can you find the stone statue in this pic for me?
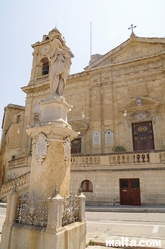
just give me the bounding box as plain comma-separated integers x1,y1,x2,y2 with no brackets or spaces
48,37,73,96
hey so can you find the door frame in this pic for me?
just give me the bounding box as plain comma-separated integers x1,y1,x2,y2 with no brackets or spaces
132,121,155,151
120,178,141,206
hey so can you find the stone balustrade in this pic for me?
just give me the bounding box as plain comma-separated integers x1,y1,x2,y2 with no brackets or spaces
1,151,163,199
71,151,162,167
109,152,150,164
71,155,100,166
0,171,30,197
8,156,31,168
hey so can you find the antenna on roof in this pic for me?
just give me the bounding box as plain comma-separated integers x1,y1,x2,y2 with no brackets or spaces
90,22,92,59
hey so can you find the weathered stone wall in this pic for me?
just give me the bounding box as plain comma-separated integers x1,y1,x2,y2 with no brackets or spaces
66,62,165,154
70,166,165,205
0,105,25,183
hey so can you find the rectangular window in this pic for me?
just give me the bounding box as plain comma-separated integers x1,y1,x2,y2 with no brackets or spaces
121,179,128,188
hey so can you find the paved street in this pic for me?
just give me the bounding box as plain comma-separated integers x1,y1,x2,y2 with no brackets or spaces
0,206,165,248
86,211,165,248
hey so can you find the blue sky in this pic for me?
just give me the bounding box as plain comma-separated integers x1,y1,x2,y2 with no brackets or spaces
0,0,165,133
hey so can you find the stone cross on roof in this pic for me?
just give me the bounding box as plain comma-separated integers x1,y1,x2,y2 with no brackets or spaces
128,24,137,35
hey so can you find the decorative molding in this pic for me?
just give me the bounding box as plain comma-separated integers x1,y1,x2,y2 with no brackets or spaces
124,97,161,109
113,59,162,77
35,75,49,84
69,119,89,132
34,133,50,165
127,111,154,127
131,111,151,120
63,137,71,161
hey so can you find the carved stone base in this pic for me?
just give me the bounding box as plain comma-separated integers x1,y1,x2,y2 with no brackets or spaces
27,97,78,200
27,125,78,199
40,97,71,126
1,221,86,249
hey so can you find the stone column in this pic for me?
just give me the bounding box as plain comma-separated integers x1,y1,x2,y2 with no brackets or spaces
46,193,64,230
78,191,86,222
1,190,19,249
5,190,18,225
27,97,78,199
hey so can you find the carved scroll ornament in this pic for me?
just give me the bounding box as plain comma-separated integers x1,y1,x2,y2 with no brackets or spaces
34,133,50,165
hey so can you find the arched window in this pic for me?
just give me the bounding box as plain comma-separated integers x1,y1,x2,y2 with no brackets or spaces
81,180,93,192
42,61,49,75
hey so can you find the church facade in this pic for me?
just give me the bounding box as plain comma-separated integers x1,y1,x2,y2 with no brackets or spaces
1,28,165,205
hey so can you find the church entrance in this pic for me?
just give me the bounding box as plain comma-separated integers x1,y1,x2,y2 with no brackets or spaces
120,178,141,206
132,121,154,151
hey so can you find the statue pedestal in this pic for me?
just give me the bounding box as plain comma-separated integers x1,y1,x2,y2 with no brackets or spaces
39,96,71,127
27,124,77,199
1,97,86,249
28,97,77,199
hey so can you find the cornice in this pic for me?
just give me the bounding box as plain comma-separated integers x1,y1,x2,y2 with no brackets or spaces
31,40,50,49
67,71,89,81
67,51,165,83
87,51,165,73
21,81,49,94
5,104,25,111
85,36,165,70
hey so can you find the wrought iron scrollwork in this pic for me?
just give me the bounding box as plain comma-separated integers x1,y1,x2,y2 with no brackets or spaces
16,191,48,227
62,193,79,226
16,190,81,228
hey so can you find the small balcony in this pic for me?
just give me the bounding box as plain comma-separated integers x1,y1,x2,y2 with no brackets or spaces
71,150,165,169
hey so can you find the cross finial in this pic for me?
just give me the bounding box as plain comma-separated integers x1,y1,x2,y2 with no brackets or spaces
128,24,137,35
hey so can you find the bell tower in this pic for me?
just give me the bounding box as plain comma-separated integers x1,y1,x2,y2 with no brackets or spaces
29,28,66,85
20,28,71,156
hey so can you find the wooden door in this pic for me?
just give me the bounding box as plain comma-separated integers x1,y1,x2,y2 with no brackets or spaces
130,179,141,205
120,178,141,206
120,179,130,205
132,121,154,151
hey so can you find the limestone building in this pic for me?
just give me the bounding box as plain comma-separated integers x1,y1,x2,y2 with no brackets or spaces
1,28,165,205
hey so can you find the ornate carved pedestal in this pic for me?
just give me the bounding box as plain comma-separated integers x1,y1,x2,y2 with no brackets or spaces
27,97,77,199
1,98,86,249
28,126,77,199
